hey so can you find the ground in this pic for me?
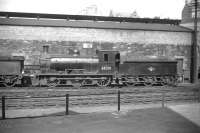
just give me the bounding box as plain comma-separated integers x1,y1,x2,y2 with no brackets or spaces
0,107,199,133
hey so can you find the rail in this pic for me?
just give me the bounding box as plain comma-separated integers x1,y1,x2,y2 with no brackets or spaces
1,88,199,119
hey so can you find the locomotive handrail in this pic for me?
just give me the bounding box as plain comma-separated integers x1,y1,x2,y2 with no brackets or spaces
65,69,85,70
65,68,85,74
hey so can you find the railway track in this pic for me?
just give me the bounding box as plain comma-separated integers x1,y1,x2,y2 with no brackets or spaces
0,86,199,110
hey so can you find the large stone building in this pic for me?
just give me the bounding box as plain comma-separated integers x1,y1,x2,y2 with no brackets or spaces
181,0,200,81
0,12,195,81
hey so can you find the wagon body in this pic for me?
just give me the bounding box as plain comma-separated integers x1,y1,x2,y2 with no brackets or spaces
0,56,24,75
119,59,178,86
120,60,177,76
0,56,24,87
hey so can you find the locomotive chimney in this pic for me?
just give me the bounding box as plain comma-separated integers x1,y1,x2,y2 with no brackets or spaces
43,45,49,54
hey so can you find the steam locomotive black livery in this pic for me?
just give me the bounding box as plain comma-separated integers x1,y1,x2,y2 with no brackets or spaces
0,47,178,87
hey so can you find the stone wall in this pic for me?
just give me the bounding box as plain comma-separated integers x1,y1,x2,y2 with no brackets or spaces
0,26,192,44
0,25,193,79
181,22,200,79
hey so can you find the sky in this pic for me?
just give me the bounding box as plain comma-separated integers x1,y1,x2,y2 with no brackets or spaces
0,0,185,19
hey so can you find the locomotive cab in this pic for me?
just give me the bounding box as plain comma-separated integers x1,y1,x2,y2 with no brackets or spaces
96,50,120,74
96,50,121,86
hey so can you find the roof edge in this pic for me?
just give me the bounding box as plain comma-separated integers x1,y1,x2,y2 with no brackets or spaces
0,18,192,32
0,11,181,25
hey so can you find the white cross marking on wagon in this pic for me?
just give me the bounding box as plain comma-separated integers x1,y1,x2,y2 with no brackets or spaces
148,66,155,72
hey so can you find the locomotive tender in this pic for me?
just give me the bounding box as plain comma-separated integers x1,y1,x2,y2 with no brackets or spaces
0,56,24,87
0,47,178,87
120,60,177,86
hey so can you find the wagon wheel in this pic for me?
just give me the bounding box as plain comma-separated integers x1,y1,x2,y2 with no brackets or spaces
160,80,167,86
81,79,93,86
170,77,177,86
160,77,167,86
3,76,18,87
47,79,59,87
96,77,111,87
165,76,175,86
124,79,136,86
72,82,82,88
3,81,16,87
144,77,153,86
69,77,83,88
144,82,153,86
124,77,137,86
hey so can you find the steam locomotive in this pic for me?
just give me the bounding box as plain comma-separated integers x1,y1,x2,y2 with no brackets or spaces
0,47,178,87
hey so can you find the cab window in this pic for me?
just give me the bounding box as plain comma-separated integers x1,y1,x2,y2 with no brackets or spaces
104,54,108,62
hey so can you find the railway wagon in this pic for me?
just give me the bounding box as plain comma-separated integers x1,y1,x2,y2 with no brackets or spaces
119,59,178,86
0,56,24,87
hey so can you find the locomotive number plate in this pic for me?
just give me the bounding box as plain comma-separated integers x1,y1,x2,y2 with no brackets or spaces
101,66,112,71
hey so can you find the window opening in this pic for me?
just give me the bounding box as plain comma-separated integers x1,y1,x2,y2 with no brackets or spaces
104,54,108,62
